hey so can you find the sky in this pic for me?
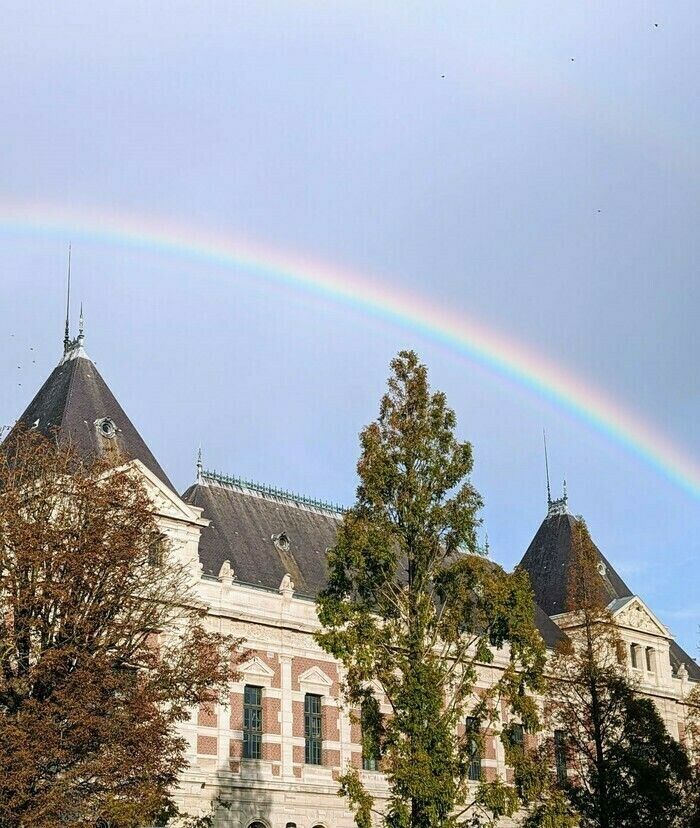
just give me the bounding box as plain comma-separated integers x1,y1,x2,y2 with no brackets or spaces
0,1,698,655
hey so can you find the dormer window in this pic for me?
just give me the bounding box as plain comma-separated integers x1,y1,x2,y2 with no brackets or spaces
272,532,290,552
96,417,116,439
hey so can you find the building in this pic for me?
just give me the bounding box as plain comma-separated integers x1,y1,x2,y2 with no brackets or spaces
8,329,699,828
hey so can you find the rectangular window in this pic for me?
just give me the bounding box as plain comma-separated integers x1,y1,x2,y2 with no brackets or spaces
466,716,481,782
305,693,323,765
630,643,639,669
511,723,524,749
361,697,381,771
554,729,567,786
645,647,654,672
243,685,262,760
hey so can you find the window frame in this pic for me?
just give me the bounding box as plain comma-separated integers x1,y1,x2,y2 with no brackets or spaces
554,729,568,786
243,684,263,760
304,693,323,765
466,716,481,782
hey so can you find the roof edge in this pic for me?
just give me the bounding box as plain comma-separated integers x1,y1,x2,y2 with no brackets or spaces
199,468,346,517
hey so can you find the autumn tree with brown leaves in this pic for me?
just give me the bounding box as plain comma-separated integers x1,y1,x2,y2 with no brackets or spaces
546,518,697,828
0,429,237,828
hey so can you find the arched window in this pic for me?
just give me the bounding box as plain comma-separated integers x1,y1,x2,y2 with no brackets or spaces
249,822,267,828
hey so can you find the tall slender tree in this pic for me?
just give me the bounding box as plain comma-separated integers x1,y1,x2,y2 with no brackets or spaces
547,518,697,828
0,429,238,828
316,351,564,827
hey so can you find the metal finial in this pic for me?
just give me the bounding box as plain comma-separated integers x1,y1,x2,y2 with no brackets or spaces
543,428,552,507
196,446,203,483
63,244,72,353
562,478,567,502
77,302,84,344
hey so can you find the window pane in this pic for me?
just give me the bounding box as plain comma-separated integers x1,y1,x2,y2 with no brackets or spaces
466,716,481,781
243,685,263,760
305,694,323,765
554,729,567,786
361,697,381,771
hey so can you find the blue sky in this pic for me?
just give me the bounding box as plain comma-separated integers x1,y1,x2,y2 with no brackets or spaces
0,1,698,654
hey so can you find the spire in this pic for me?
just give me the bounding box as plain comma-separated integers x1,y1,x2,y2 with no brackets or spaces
63,244,72,354
543,428,552,507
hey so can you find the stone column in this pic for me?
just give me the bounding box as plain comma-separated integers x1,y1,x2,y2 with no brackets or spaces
279,653,294,779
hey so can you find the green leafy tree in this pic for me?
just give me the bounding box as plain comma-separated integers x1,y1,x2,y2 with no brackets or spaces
316,351,563,828
547,518,697,828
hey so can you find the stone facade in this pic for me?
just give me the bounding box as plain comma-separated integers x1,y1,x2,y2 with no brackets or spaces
135,473,695,828
9,341,698,828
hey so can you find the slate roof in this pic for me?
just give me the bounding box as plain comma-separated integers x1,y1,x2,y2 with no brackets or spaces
8,347,174,491
183,475,341,595
669,640,700,682
518,504,699,681
182,473,567,649
518,506,633,617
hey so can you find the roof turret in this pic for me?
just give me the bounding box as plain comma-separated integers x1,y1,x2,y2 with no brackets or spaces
7,345,174,491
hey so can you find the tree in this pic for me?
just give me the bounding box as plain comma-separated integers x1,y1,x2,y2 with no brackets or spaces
547,518,697,828
316,351,560,828
0,429,237,828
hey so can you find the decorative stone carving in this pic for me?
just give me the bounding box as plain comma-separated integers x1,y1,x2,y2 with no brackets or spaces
615,599,666,636
279,573,295,598
218,559,235,586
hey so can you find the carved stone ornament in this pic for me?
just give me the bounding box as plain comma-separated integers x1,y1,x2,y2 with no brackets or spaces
218,559,235,585
616,601,664,636
279,573,295,595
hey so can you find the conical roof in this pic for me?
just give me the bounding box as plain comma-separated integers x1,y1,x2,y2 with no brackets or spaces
8,346,174,491
518,499,633,616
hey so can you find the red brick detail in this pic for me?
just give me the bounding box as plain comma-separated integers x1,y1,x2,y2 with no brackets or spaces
263,696,281,735
332,769,341,781
323,749,341,768
350,714,362,745
293,745,305,765
229,691,244,731
229,738,243,760
292,701,305,738
292,657,339,694
483,766,497,782
679,722,687,745
324,706,340,740
506,768,515,784
272,764,281,776
262,742,281,762
484,735,497,761
229,760,240,774
350,751,363,769
197,696,217,728
197,735,217,755
524,733,538,751
293,766,302,778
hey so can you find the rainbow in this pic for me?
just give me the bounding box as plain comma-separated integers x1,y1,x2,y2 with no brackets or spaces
1,201,699,499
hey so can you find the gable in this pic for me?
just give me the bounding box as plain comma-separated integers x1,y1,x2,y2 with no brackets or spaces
611,596,670,638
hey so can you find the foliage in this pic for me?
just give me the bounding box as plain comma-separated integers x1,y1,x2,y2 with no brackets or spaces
0,429,239,828
316,351,554,827
547,518,698,828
